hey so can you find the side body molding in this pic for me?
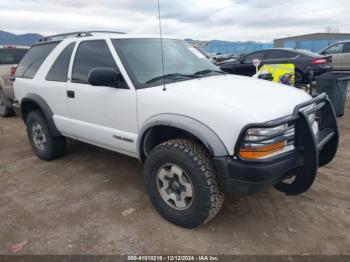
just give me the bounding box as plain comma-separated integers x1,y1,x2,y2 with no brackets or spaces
21,93,61,136
137,114,229,159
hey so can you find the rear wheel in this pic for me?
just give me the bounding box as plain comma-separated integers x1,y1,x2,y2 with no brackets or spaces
26,110,65,160
0,89,14,117
144,139,225,228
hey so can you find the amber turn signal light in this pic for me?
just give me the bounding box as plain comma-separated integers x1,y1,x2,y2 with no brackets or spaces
239,141,286,159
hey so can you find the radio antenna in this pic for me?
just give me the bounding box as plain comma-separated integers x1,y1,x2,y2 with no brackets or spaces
157,0,166,91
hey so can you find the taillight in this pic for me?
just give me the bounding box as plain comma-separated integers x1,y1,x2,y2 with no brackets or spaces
10,65,17,77
311,58,328,65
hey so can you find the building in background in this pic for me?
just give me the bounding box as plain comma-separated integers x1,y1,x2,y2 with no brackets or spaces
203,40,273,55
274,33,350,53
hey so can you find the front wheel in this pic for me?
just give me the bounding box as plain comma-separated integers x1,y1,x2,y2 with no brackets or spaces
144,139,225,228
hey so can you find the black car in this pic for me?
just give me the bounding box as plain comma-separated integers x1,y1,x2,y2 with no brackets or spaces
219,48,332,85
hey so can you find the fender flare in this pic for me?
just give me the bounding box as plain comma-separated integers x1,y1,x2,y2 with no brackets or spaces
137,114,229,159
21,93,61,136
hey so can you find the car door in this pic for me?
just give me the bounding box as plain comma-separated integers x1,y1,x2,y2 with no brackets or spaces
322,43,344,70
342,42,350,70
67,39,138,157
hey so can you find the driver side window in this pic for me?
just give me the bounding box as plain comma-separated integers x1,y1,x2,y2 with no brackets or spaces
72,40,121,84
343,43,350,53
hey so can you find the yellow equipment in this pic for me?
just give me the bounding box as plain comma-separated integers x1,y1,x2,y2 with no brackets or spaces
256,64,295,86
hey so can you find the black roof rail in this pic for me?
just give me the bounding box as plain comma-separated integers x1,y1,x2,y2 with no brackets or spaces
39,31,126,42
39,32,92,42
87,31,126,35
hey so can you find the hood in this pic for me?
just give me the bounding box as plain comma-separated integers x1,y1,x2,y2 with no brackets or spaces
164,74,311,122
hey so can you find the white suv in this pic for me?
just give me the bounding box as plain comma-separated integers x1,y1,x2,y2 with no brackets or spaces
13,31,339,228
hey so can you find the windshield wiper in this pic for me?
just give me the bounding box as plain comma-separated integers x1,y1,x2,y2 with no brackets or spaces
193,69,227,76
145,73,199,84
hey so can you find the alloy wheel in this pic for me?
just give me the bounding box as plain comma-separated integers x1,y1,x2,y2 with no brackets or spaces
156,163,194,210
32,122,47,151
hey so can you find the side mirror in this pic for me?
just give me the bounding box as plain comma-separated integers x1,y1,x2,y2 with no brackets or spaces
88,68,127,89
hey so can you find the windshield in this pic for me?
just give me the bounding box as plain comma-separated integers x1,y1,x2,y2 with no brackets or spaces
113,38,220,88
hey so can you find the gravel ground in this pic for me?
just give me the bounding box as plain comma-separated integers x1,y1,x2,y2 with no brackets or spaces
0,97,349,255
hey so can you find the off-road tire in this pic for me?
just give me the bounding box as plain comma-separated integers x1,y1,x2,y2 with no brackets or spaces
26,110,65,161
0,88,14,117
144,139,225,228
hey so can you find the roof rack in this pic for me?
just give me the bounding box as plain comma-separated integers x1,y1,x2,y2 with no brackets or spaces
38,31,126,42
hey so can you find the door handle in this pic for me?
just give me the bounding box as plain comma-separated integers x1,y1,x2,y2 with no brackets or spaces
67,90,75,98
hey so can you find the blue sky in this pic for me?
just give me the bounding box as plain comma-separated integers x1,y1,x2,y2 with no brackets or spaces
0,0,349,41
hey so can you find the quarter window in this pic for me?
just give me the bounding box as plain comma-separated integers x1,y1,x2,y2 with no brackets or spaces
46,42,75,82
16,42,58,79
72,40,118,84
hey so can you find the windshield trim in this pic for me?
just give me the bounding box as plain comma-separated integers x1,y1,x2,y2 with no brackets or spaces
112,38,219,90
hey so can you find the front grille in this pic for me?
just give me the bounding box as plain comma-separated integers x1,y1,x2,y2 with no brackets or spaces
235,93,335,161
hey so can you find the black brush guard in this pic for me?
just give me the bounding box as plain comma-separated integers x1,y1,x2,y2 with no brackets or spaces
235,92,339,195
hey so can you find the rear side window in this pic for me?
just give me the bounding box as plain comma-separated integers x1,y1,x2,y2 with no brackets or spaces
16,42,58,79
265,50,296,59
244,51,265,62
72,40,117,84
0,48,28,65
46,42,75,82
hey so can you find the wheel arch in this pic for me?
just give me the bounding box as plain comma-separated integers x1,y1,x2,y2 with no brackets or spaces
20,93,61,136
137,114,228,162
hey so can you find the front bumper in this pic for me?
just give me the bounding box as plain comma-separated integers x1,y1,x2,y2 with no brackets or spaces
214,93,339,195
214,153,300,195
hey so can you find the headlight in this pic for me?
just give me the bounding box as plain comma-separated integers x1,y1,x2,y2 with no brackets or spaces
244,124,288,141
239,124,295,160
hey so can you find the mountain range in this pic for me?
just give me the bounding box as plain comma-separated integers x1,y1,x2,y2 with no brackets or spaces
0,30,42,46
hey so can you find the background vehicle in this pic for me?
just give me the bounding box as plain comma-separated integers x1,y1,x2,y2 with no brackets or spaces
13,32,338,228
0,45,29,117
219,48,332,85
213,53,239,64
319,40,350,71
193,46,210,59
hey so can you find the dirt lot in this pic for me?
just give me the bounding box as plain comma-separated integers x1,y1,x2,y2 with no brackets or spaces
0,98,349,255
